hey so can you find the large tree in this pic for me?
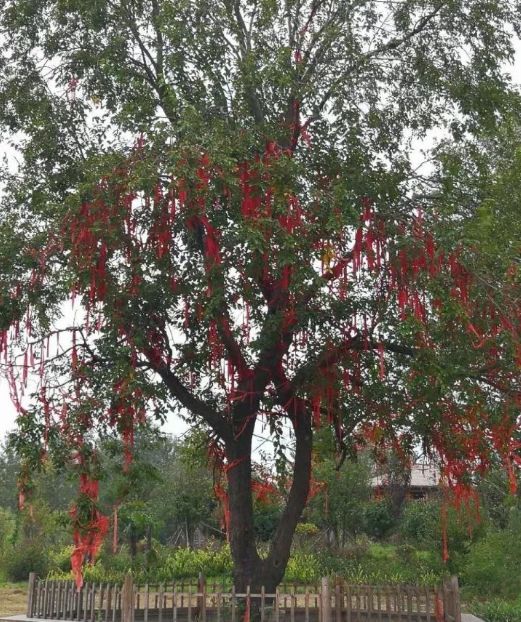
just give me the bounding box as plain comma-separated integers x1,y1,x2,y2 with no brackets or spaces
1,0,521,591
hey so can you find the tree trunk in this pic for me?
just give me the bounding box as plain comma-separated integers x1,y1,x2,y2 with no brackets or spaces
225,431,261,591
225,410,313,594
129,526,137,559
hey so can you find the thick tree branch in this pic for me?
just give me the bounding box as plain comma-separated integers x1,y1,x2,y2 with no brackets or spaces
264,379,312,578
154,363,230,440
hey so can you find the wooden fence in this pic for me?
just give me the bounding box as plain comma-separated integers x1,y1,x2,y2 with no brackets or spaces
26,574,461,622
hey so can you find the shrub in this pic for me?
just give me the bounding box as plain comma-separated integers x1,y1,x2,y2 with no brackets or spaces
462,529,521,599
159,546,233,580
363,500,395,538
399,499,439,546
285,551,323,583
254,503,282,542
49,546,75,574
471,598,521,622
5,542,50,581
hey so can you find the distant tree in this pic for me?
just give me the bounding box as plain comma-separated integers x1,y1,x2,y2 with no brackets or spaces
148,434,217,547
0,442,19,512
307,432,372,548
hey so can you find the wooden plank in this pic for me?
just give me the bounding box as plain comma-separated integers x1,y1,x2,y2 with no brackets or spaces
72,580,77,621
450,576,461,622
54,580,60,619
61,581,66,620
41,578,46,619
42,579,49,619
441,582,449,622
103,584,110,622
159,584,164,622
321,578,331,622
76,583,82,622
49,580,55,618
60,580,66,619
56,580,61,618
90,583,96,622
304,587,309,622
425,587,431,622
33,578,39,618
274,588,279,622
199,573,207,622
27,572,36,618
121,575,134,622
142,583,148,622
45,580,50,619
83,583,88,622
60,580,65,620
67,581,73,621
110,585,116,622
216,590,221,622
52,580,58,618
231,585,236,622
335,582,341,622
261,586,265,622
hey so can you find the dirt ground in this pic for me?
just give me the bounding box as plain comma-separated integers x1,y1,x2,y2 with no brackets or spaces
0,583,27,617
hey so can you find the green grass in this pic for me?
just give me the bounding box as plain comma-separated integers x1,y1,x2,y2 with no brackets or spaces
470,598,521,622
367,543,396,560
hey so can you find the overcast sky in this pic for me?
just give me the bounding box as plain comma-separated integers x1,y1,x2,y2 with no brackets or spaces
2,40,521,443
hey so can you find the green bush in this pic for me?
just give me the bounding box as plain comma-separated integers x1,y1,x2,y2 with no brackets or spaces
5,542,50,581
363,501,395,538
462,529,521,599
49,546,75,574
52,545,234,584
254,503,282,542
47,542,446,587
471,598,521,622
159,546,233,580
399,499,439,545
285,551,323,583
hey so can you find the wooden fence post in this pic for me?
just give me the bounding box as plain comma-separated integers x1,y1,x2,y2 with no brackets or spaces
443,577,461,622
121,573,134,622
27,572,36,618
451,577,461,622
321,577,332,622
198,572,207,622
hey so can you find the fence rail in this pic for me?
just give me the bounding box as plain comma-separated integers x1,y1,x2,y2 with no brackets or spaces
26,574,460,622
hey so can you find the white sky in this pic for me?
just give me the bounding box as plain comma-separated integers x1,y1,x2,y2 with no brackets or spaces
1,39,521,444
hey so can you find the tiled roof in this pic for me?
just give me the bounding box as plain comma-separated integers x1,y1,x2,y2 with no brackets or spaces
371,462,440,488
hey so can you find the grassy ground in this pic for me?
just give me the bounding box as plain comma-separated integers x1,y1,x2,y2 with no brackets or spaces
0,583,27,617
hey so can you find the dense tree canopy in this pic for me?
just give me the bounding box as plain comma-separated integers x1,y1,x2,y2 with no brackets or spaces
1,0,521,591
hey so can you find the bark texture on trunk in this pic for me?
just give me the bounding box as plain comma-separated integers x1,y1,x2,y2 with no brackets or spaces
226,410,313,592
226,431,261,591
